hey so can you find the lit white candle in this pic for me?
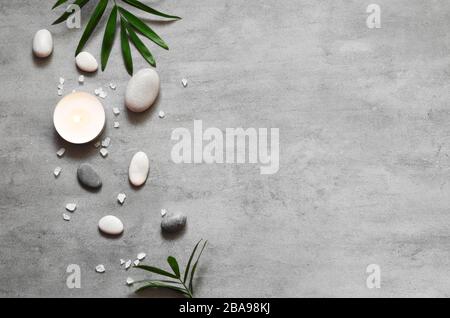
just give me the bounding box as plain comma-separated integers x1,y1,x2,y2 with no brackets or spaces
53,92,105,144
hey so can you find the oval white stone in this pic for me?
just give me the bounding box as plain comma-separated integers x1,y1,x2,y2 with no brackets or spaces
98,215,124,235
125,68,160,112
75,51,98,72
129,151,149,186
33,29,53,58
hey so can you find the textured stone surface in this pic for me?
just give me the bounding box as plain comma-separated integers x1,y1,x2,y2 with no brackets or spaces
161,212,187,233
1,0,450,297
77,164,102,189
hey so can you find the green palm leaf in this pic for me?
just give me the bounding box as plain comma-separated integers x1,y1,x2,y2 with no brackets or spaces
134,265,178,279
126,24,155,67
52,0,69,9
183,239,202,283
120,18,133,75
135,281,191,296
189,240,208,293
52,0,90,25
167,256,181,278
75,0,109,56
101,5,118,71
122,0,180,20
119,7,168,50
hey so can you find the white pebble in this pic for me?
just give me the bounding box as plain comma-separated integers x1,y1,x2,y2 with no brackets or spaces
117,193,126,205
54,166,62,177
120,259,125,265
98,215,124,235
100,148,108,158
114,121,120,128
65,203,77,212
101,137,111,147
63,213,71,221
32,29,53,58
56,148,66,157
75,51,98,73
126,277,134,285
158,111,165,118
181,78,188,87
125,260,132,270
129,151,149,187
113,107,120,115
161,209,167,217
109,83,117,90
137,253,146,261
125,68,160,112
95,264,105,273
78,75,84,83
133,260,140,266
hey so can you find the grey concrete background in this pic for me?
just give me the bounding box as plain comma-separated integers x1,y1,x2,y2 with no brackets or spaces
1,0,450,297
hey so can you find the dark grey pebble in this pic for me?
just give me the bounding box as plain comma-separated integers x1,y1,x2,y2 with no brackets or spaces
77,163,102,189
161,212,187,232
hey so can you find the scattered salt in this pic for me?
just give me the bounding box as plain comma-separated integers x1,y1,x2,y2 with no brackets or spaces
126,277,134,285
102,137,111,148
117,193,126,205
113,107,120,116
181,78,188,87
158,111,165,118
161,209,167,217
120,259,125,266
137,253,146,261
94,141,101,148
56,148,66,157
95,264,105,273
59,77,65,85
57,89,63,96
100,148,108,158
78,75,84,83
63,213,71,221
125,260,132,270
109,83,117,90
65,203,77,212
114,121,120,128
54,167,62,177
133,260,140,266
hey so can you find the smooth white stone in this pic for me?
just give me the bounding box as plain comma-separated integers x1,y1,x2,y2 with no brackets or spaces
117,193,126,205
63,213,71,221
95,264,105,273
33,29,53,58
56,148,66,157
137,253,146,261
65,203,77,212
125,260,132,270
126,277,134,285
129,151,149,187
125,68,160,112
54,166,62,177
75,52,98,72
98,215,124,235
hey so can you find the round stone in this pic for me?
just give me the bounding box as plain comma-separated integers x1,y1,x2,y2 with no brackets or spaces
129,151,149,187
125,68,160,112
161,212,187,233
77,163,102,189
75,51,98,72
98,215,124,235
33,29,53,58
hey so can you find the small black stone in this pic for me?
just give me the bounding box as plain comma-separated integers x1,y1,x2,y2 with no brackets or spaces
77,163,102,189
161,212,187,232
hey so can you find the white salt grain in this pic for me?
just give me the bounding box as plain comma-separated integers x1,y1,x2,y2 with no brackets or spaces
102,137,111,147
117,193,126,205
100,148,108,158
125,260,132,270
78,75,84,83
133,260,140,266
114,121,120,128
95,264,105,273
57,84,64,90
158,111,165,118
65,203,77,212
137,253,146,261
181,78,188,87
54,166,62,177
57,89,63,96
63,213,71,221
113,107,120,115
59,77,65,85
120,259,125,266
126,277,134,285
56,148,66,157
94,141,101,148
161,209,167,217
99,91,107,99
109,83,117,90
94,88,100,96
